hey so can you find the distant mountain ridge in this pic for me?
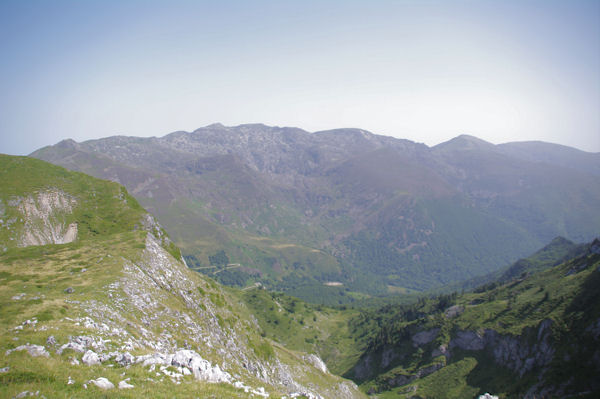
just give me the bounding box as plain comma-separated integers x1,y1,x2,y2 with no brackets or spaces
31,124,600,300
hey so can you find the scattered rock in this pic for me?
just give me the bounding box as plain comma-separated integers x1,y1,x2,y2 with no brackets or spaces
171,349,232,383
0,366,9,373
89,377,114,390
67,376,74,385
478,394,499,399
251,386,269,397
11,293,26,300
82,350,101,366
6,344,50,358
64,287,74,294
58,341,85,354
115,352,135,366
14,391,38,398
118,378,135,389
45,336,57,347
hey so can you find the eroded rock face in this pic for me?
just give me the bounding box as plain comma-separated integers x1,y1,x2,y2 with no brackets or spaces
449,320,556,377
303,354,328,374
485,319,555,377
16,189,78,247
412,328,440,347
450,330,485,351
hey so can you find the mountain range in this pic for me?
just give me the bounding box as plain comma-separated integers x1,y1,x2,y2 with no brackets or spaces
1,152,599,398
31,124,600,302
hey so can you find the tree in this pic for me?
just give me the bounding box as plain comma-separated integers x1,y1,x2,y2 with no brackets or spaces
209,250,229,267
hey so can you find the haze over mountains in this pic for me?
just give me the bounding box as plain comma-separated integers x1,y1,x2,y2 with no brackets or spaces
31,124,600,302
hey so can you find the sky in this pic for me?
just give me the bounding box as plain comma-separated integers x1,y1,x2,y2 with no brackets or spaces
0,0,599,155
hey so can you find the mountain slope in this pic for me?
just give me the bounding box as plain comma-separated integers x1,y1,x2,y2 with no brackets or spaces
343,238,600,398
30,124,600,298
0,155,364,398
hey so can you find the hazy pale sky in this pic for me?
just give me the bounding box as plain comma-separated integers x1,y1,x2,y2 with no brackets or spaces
1,0,599,155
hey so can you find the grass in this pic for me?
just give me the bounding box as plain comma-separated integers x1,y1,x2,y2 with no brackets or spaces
0,353,254,398
237,287,365,375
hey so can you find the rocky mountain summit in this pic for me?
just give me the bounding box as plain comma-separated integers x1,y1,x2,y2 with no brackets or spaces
0,155,364,398
31,124,600,301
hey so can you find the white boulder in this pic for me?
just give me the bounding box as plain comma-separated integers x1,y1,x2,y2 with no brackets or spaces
118,378,135,389
89,377,115,390
82,350,101,366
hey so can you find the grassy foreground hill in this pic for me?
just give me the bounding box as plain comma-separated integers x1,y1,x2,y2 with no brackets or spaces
0,155,364,398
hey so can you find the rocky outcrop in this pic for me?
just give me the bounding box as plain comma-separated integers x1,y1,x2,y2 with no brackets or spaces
81,350,101,366
6,344,50,358
450,330,485,351
17,231,364,398
412,328,440,347
303,354,328,374
170,349,232,383
16,189,78,246
449,320,555,377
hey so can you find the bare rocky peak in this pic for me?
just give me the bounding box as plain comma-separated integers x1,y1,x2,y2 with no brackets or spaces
432,134,497,153
63,123,427,177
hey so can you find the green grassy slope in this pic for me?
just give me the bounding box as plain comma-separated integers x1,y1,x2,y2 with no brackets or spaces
342,239,600,398
0,155,365,399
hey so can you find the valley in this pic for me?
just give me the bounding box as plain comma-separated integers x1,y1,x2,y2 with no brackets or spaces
31,124,600,302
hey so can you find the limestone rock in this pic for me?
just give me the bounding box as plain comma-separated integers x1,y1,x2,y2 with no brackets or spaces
89,377,114,390
303,354,328,373
45,336,57,347
114,352,135,366
171,349,231,383
412,328,440,347
450,330,485,351
82,350,101,366
6,344,50,358
118,378,134,389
